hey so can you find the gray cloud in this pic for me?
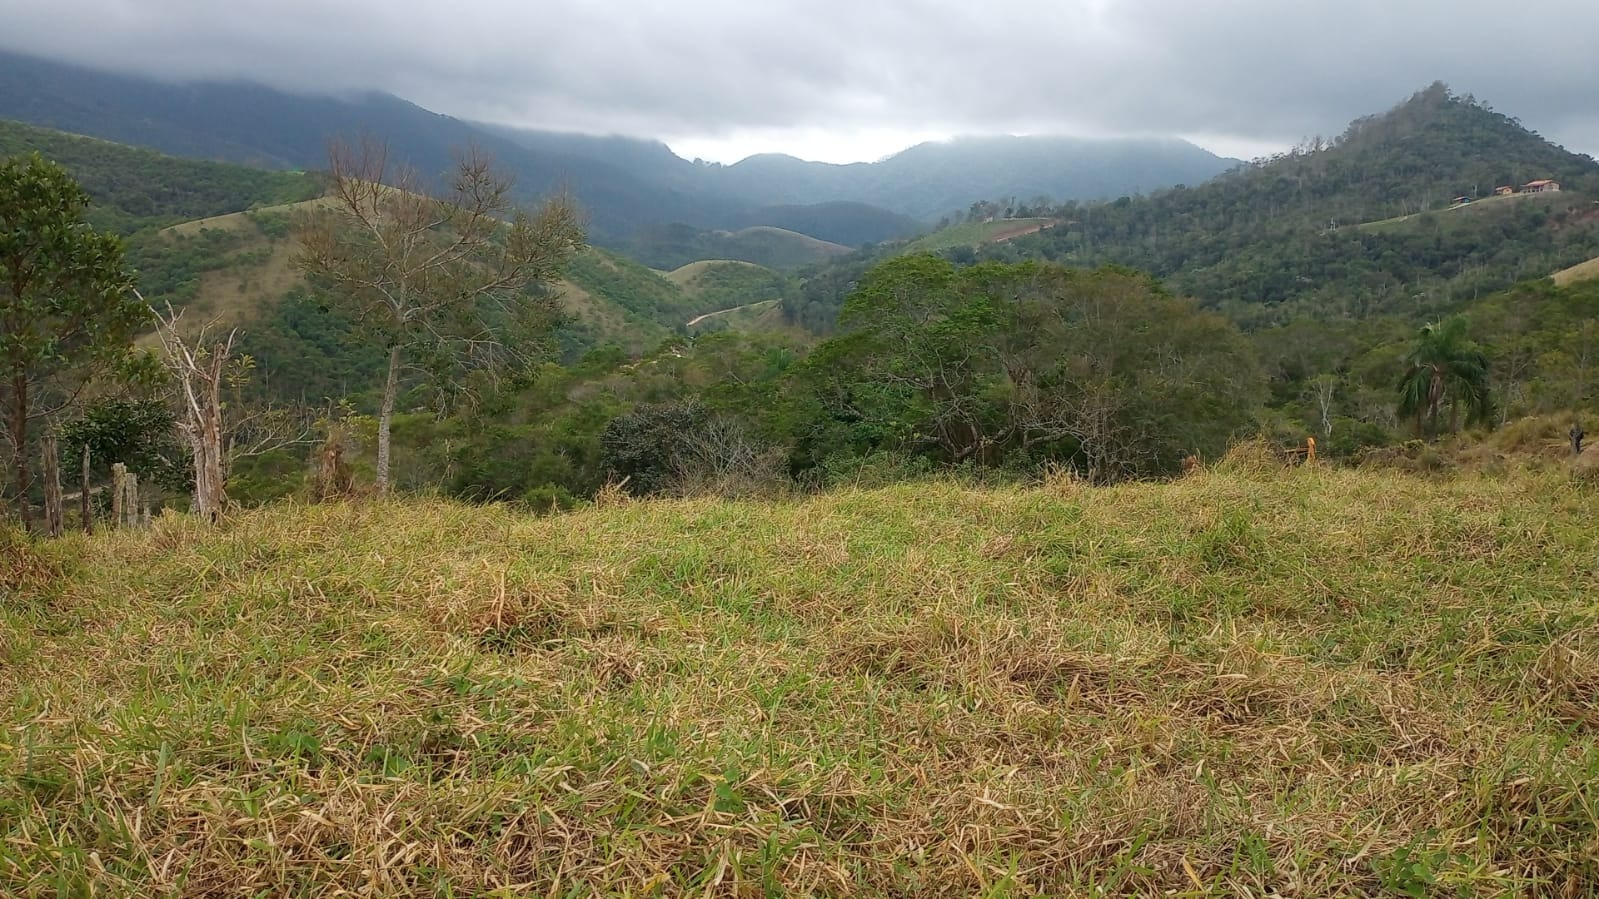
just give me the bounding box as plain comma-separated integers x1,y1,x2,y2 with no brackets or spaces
3,0,1596,159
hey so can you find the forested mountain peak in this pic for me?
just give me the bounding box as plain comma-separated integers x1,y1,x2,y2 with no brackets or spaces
1248,81,1599,216
1339,82,1580,158
787,85,1599,332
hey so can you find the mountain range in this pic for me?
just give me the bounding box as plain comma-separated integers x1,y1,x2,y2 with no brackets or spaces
7,66,1599,472
0,49,1237,248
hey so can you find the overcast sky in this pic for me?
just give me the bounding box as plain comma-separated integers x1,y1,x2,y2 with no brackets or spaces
4,0,1597,163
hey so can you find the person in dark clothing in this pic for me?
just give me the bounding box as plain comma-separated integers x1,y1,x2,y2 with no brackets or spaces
1572,421,1585,455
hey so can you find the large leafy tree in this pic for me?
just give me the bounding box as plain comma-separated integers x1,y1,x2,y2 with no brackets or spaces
802,255,1264,481
0,153,141,525
1396,316,1492,438
295,137,584,494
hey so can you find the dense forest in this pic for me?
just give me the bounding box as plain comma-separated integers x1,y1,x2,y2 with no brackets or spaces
785,85,1599,332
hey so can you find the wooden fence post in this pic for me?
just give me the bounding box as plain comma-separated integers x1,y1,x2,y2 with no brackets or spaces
111,463,126,529
81,444,93,535
41,433,63,538
124,471,141,529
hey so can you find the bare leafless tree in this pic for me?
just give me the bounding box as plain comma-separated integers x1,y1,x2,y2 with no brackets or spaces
294,135,584,494
150,301,233,522
150,301,314,523
668,416,787,498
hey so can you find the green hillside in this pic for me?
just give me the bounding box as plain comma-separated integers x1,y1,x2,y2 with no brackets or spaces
127,201,316,324
0,118,321,234
668,259,795,319
0,132,786,416
7,466,1599,894
685,299,785,334
522,249,789,336
119,209,795,408
0,122,799,395
1006,84,1599,326
725,226,851,267
564,248,708,326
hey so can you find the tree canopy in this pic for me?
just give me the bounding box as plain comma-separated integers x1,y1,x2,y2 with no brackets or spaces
1397,316,1493,437
294,138,585,493
0,152,142,523
798,256,1264,480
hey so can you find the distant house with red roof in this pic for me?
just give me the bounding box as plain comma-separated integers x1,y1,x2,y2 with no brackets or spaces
1523,179,1561,193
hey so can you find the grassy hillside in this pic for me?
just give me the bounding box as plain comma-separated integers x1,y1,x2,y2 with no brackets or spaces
1354,189,1568,232
129,201,313,324
128,203,669,344
900,217,1060,252
724,226,851,268
668,259,796,326
564,248,706,326
565,250,796,333
685,299,784,333
624,223,852,271
5,466,1599,895
664,258,773,287
1553,254,1599,287
1,121,762,375
548,277,671,355
123,201,705,369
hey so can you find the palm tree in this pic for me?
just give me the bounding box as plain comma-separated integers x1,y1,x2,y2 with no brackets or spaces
1397,317,1492,439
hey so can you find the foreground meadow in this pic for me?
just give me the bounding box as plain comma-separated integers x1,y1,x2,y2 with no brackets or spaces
3,465,1598,896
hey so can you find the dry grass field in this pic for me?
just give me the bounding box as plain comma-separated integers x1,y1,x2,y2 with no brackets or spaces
4,461,1599,895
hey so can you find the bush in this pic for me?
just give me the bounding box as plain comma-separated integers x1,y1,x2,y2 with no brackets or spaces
1324,418,1393,458
520,484,581,515
0,527,62,593
1213,437,1282,475
814,451,938,490
600,401,788,498
599,401,709,496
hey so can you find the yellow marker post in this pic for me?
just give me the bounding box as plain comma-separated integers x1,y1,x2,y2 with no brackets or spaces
1306,436,1317,463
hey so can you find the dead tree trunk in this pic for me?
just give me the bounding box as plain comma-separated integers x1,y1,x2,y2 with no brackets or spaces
376,344,401,496
151,301,233,524
7,373,31,528
187,347,229,524
41,431,62,538
313,428,355,502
